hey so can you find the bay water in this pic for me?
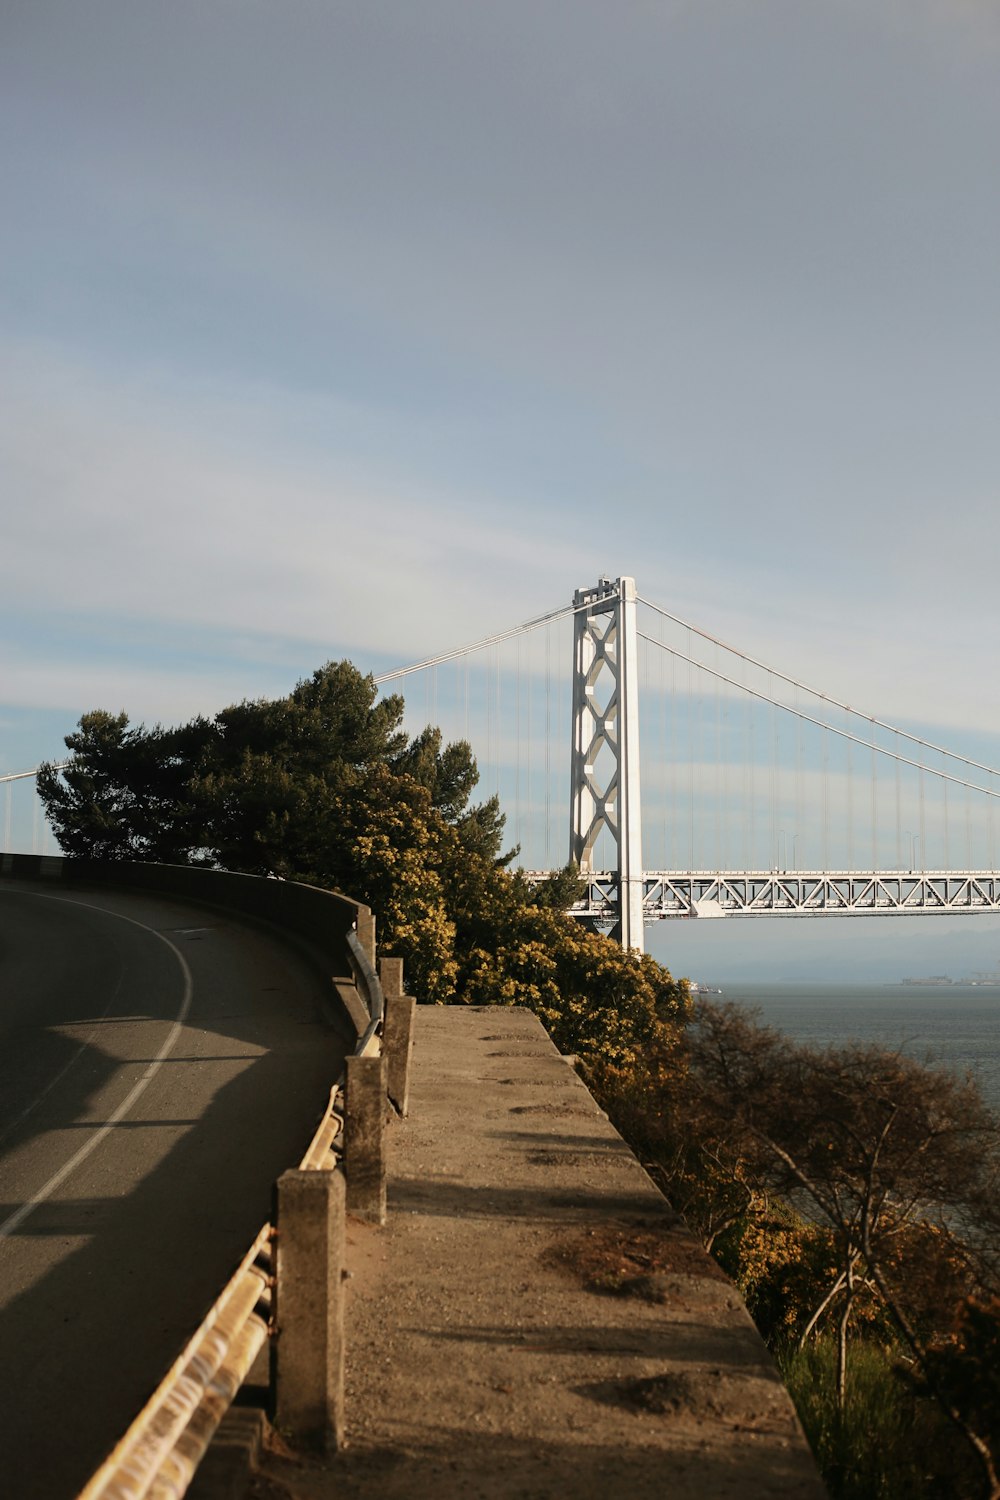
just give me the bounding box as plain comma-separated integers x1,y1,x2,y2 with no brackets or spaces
715,982,1000,1112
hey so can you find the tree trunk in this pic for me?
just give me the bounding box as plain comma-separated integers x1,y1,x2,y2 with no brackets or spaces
836,1294,852,1413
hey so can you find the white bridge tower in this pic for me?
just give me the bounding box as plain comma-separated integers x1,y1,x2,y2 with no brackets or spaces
569,576,645,952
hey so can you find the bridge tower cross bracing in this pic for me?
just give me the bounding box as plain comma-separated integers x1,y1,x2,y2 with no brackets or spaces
569,576,645,952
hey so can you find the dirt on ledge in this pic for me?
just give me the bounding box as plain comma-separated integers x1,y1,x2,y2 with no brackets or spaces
250,1007,825,1500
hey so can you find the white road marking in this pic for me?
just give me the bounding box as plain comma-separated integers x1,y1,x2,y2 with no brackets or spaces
0,892,194,1240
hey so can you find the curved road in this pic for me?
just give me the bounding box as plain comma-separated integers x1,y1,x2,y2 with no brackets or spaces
0,881,350,1499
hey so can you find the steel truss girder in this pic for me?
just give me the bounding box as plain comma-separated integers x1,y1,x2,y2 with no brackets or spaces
554,870,1000,920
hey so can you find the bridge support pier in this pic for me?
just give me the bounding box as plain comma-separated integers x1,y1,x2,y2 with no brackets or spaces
570,576,645,951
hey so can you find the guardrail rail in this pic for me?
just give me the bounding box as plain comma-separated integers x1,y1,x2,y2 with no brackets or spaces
0,854,390,1499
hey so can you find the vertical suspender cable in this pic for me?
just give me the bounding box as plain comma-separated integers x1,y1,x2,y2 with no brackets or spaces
514,637,521,855
894,731,902,871
846,707,854,872
463,656,469,743
557,631,565,863
741,669,749,870
495,644,501,799
693,644,702,869
548,618,554,864
918,749,926,873
669,651,678,869
525,630,533,867
870,721,877,874
687,631,695,869
485,646,493,795
794,686,803,871
659,621,667,869
487,644,496,798
749,678,757,870
942,749,950,872
769,674,779,870
714,647,722,871
722,661,731,871
640,632,649,864
822,721,830,874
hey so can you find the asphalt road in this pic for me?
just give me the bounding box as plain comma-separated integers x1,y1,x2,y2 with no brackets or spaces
0,880,350,1499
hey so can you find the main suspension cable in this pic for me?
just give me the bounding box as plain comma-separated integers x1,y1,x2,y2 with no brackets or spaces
374,601,580,685
638,594,1000,780
1,765,68,782
638,631,1000,802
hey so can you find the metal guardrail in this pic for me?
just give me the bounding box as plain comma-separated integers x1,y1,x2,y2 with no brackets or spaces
77,1227,274,1500
76,916,384,1500
347,927,384,1052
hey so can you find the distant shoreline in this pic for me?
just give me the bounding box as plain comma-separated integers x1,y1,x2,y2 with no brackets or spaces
899,977,1000,988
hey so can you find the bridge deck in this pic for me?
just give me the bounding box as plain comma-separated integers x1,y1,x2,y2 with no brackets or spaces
552,869,1000,920
252,1006,823,1499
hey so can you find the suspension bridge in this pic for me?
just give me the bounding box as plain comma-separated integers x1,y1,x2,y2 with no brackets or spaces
6,575,1000,952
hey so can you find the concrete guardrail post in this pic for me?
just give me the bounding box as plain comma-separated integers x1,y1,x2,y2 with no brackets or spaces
379,957,416,1117
344,1054,387,1224
272,1168,346,1451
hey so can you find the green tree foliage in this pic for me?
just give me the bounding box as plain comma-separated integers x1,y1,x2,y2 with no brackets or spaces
462,903,687,1068
37,662,687,1042
524,862,588,912
37,711,211,862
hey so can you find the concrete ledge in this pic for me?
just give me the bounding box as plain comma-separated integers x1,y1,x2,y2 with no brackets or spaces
255,1007,825,1499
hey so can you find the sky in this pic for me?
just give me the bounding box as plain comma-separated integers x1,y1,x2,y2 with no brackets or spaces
4,0,1000,981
